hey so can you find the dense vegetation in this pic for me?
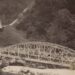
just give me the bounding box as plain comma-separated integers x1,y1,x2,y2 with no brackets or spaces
0,0,75,50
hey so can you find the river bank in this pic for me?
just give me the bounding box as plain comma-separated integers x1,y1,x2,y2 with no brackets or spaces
0,66,75,75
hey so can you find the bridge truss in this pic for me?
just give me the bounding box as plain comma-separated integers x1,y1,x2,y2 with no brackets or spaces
0,42,75,68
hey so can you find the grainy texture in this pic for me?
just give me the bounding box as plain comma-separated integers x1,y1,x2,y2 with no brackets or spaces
0,0,75,50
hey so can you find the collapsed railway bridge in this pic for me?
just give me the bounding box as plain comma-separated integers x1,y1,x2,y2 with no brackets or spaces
0,42,75,69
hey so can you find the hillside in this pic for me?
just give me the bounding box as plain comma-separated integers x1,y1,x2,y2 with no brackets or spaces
0,0,31,47
0,0,32,25
0,26,25,47
0,0,75,50
15,0,75,49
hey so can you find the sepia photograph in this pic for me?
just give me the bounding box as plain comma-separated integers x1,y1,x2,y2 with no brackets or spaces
0,0,75,75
